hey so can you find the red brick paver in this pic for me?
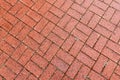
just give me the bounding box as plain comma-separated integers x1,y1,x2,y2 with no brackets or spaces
0,0,120,80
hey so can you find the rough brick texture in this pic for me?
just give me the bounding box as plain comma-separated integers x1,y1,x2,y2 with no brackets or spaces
0,0,120,80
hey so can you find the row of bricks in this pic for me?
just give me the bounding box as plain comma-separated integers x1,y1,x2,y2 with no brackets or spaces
1,48,120,80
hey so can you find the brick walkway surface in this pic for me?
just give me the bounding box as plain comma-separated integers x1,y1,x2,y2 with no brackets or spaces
0,0,120,80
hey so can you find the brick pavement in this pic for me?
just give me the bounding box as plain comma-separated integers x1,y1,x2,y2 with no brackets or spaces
0,0,120,80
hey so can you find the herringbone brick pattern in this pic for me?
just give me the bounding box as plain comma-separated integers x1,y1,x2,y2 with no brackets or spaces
0,0,120,80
